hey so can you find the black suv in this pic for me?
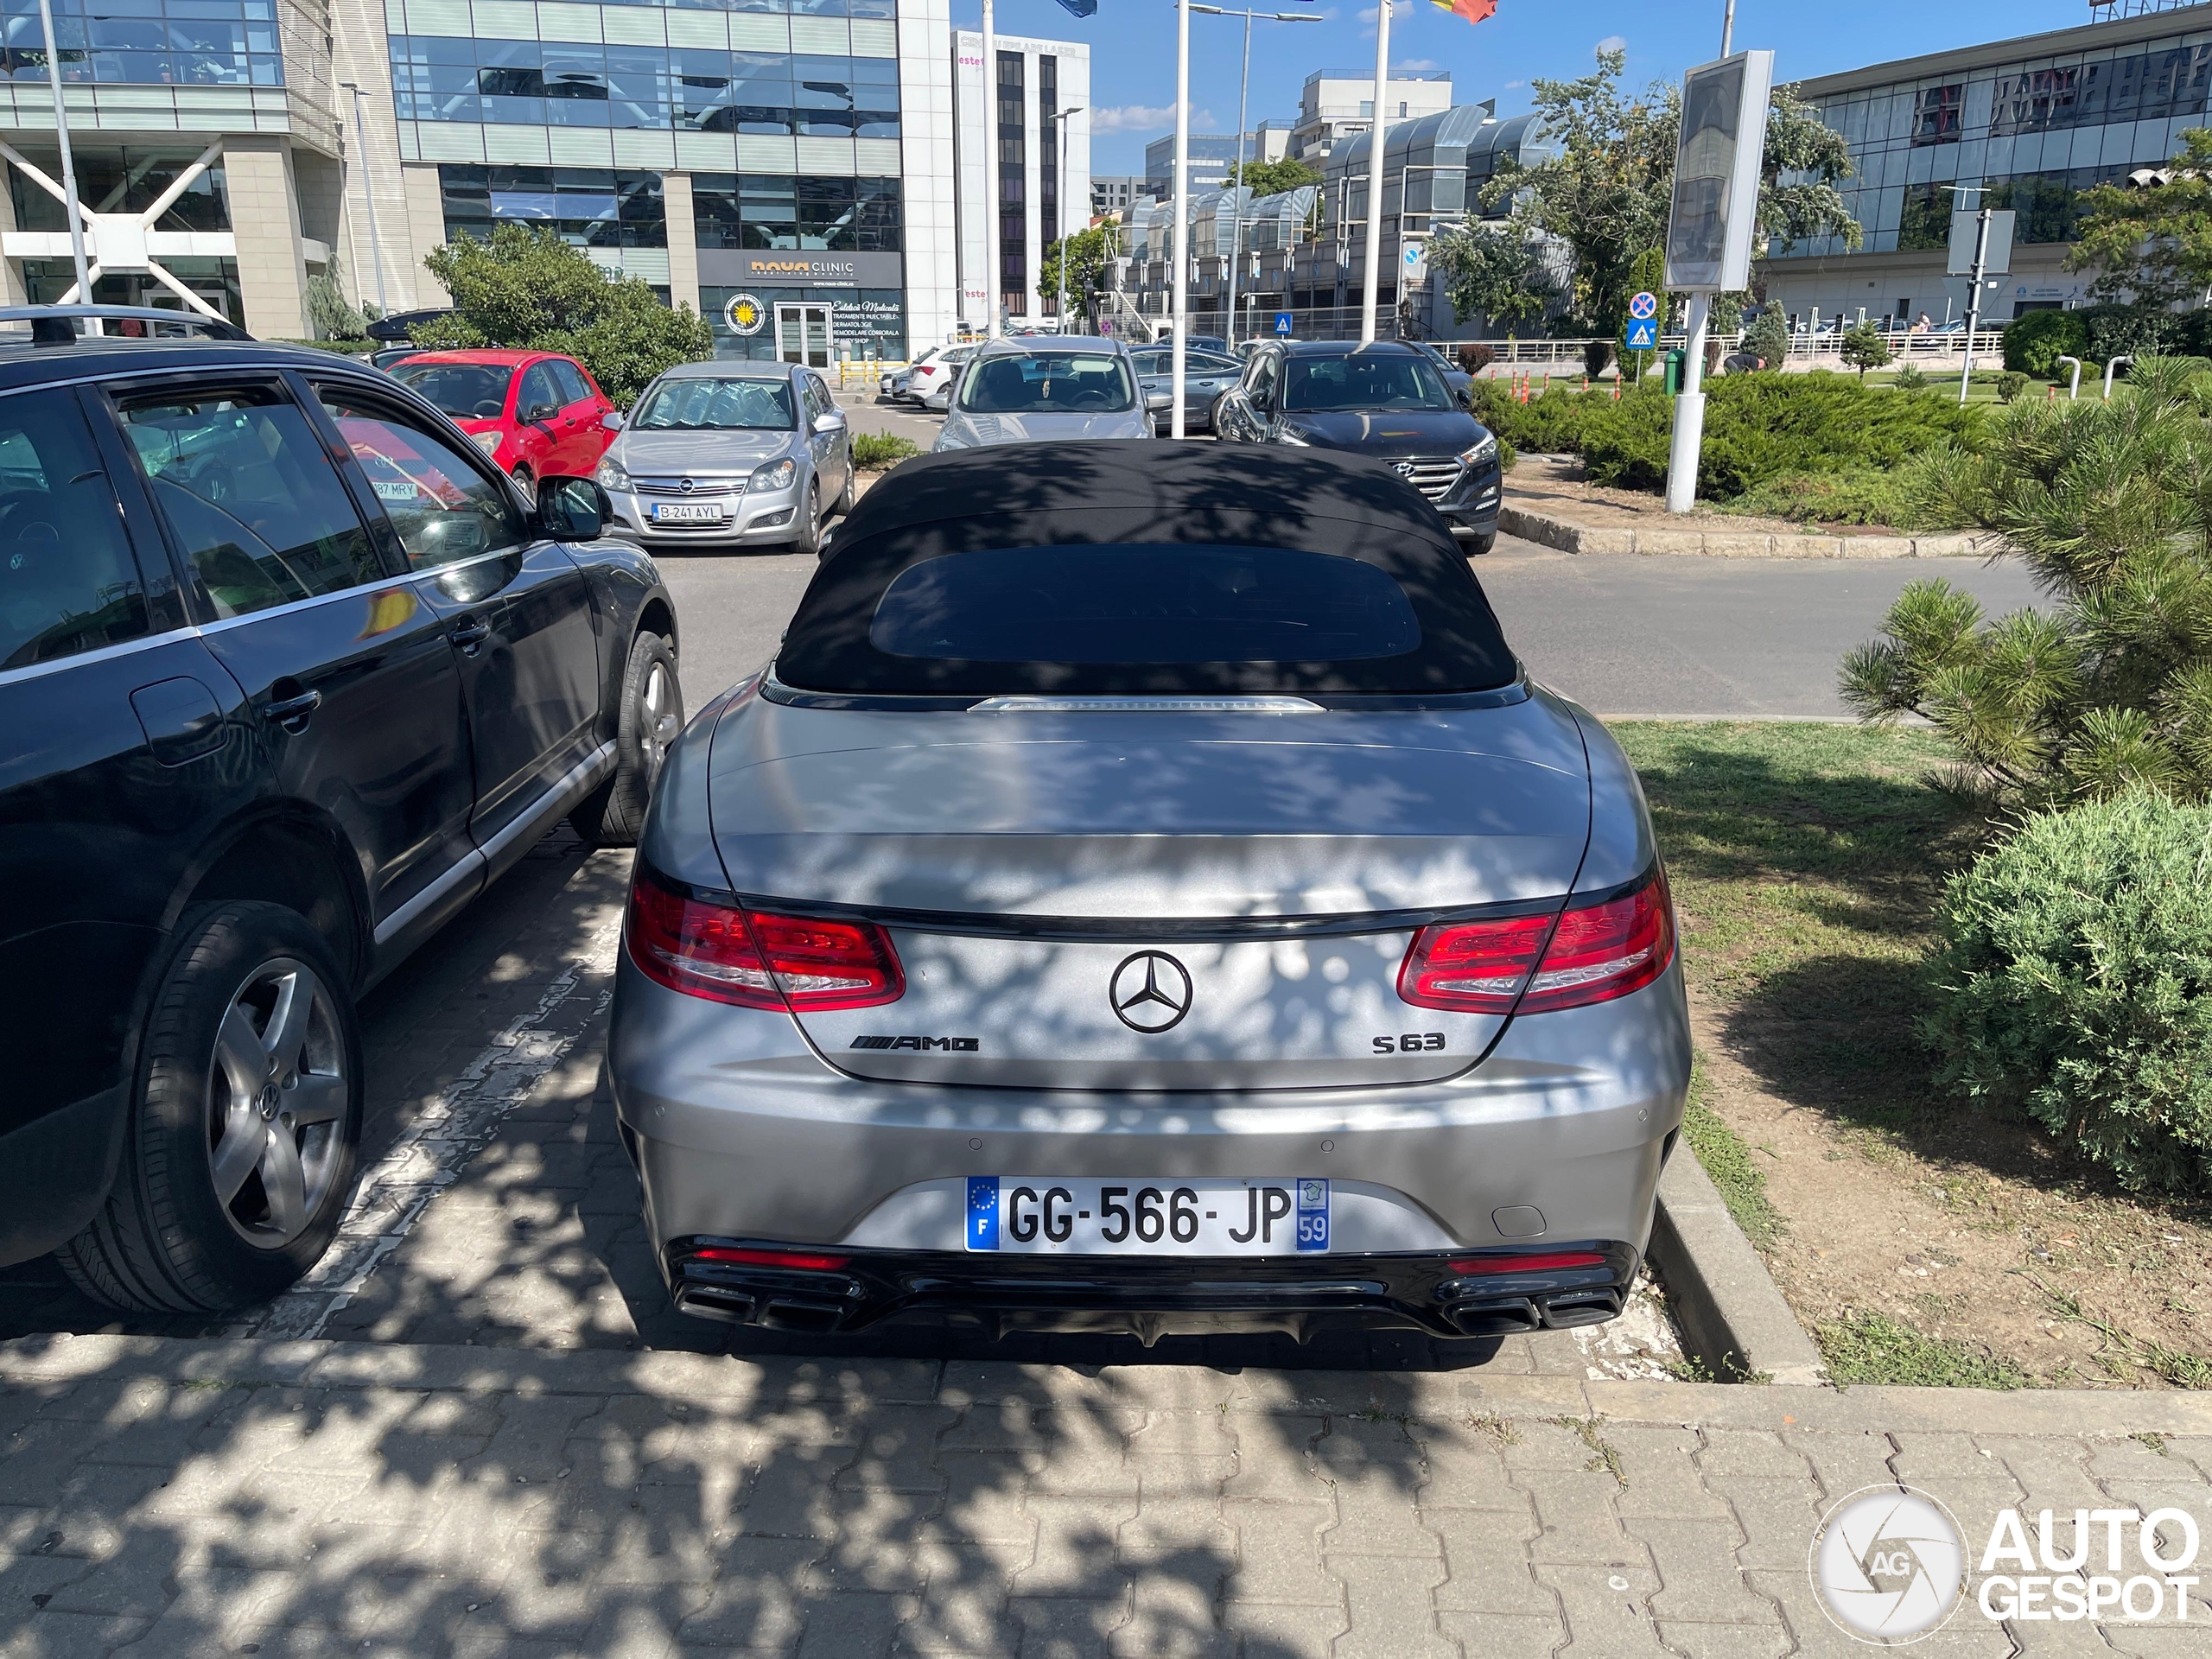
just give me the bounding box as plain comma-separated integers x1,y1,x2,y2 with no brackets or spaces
0,313,682,1314
1212,340,1503,553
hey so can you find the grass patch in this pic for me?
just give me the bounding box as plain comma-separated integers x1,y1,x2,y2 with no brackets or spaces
1680,1055,1785,1249
851,432,920,469
1815,1311,2030,1389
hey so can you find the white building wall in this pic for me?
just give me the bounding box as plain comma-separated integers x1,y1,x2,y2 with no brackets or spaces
332,0,420,315
953,29,1090,332
899,0,958,353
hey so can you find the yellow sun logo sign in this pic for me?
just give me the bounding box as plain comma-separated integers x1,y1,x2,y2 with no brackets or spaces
724,295,766,336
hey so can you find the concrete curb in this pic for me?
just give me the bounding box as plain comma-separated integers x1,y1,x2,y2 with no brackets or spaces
1498,500,1993,560
1649,1149,1828,1386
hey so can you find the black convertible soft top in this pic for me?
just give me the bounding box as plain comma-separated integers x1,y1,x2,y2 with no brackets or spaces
775,441,1517,696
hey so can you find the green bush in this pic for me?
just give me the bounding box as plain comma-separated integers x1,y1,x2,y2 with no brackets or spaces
1892,364,1929,391
1923,791,2212,1194
1995,370,2030,403
1719,467,1910,526
1570,372,1981,499
850,432,919,470
1465,379,1594,457
2083,302,2182,365
2002,309,2089,377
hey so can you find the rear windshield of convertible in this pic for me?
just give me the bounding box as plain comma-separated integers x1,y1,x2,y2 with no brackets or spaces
869,545,1421,664
774,447,1517,696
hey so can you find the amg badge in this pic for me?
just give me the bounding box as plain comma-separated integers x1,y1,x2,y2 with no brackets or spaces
850,1034,981,1052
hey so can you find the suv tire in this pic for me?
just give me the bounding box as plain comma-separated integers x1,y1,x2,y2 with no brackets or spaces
60,902,364,1314
570,630,683,848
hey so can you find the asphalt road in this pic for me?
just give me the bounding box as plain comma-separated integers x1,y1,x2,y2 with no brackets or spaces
657,392,2047,719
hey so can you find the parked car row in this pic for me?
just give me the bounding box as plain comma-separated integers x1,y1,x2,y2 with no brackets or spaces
3,308,1597,1346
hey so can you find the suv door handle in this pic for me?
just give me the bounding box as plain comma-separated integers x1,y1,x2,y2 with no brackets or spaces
257,689,322,731
450,617,492,654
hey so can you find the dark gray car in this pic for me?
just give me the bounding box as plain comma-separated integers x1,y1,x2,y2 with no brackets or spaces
1130,346,1241,434
607,442,1688,1344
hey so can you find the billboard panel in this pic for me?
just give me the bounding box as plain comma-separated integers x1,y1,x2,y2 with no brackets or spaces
1663,49,1776,293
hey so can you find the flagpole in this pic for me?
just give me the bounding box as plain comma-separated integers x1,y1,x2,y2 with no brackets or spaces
1171,0,1191,435
1359,0,1389,343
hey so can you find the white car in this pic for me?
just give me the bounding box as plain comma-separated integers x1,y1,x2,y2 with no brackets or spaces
902,345,976,410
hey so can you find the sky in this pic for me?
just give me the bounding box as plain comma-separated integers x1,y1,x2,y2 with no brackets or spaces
958,0,2107,175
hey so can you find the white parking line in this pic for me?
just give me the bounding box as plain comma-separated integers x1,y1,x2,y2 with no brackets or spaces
230,959,613,1341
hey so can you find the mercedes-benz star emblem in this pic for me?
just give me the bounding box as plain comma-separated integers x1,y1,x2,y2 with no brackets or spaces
1110,951,1193,1034
679,477,696,493
1392,461,1416,478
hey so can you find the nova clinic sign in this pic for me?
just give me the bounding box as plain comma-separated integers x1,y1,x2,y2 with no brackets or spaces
1662,48,1774,513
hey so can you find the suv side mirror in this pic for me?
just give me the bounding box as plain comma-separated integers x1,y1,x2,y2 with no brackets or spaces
812,411,846,435
538,475,609,540
601,410,625,431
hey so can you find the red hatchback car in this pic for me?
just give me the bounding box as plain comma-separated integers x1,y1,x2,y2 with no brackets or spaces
388,349,618,484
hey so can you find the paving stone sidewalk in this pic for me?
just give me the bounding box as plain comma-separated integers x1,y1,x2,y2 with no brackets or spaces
4,1333,2209,1658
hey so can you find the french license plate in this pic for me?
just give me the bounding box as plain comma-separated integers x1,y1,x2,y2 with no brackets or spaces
965,1177,1328,1255
651,501,725,524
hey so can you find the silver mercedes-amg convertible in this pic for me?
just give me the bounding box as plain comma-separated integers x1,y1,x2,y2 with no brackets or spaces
607,442,1690,1344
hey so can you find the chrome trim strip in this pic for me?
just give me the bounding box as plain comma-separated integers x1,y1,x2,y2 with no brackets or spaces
373,741,615,946
478,740,617,869
0,622,200,688
969,695,1326,715
371,845,486,949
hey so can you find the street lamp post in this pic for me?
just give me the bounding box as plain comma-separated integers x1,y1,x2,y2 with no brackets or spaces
34,0,94,328
1052,105,1084,331
1190,4,1319,346
1170,0,1190,434
982,0,1001,339
339,80,390,319
1358,0,1391,342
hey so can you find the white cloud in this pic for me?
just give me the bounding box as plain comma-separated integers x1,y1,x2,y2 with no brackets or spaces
1596,35,1627,54
1092,103,1216,134
1395,58,1440,72
1503,79,1525,90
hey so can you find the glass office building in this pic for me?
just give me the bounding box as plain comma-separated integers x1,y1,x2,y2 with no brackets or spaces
0,0,964,356
1767,3,2212,325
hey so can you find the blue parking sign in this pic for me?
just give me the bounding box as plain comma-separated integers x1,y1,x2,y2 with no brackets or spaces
1623,317,1659,352
1274,312,1294,337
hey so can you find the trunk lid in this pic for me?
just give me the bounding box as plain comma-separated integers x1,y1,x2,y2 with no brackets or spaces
707,695,1591,1089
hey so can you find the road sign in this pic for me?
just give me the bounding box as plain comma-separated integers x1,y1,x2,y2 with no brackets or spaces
1947,209,2015,276
1401,238,1428,287
1274,311,1294,337
1628,290,1659,321
1664,50,1776,293
1623,317,1660,352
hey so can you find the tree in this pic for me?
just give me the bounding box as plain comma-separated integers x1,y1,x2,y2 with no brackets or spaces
1224,157,1323,198
1841,356,2212,805
1038,225,1115,313
2067,128,2212,310
304,273,373,341
1477,48,1860,346
415,225,714,408
1428,219,1559,331
1742,308,1789,369
1840,321,1893,378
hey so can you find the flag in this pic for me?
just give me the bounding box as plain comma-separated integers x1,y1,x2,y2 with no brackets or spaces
1052,0,1098,15
1429,0,1498,22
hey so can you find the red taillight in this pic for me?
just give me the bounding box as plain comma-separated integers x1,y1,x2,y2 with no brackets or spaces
1448,1251,1608,1275
690,1247,851,1271
1399,868,1674,1016
626,871,904,1011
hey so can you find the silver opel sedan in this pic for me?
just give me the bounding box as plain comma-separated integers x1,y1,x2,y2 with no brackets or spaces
597,360,852,555
607,442,1689,1344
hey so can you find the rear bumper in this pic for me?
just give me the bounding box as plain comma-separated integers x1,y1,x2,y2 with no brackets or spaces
608,952,1692,1332
657,1238,1640,1342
